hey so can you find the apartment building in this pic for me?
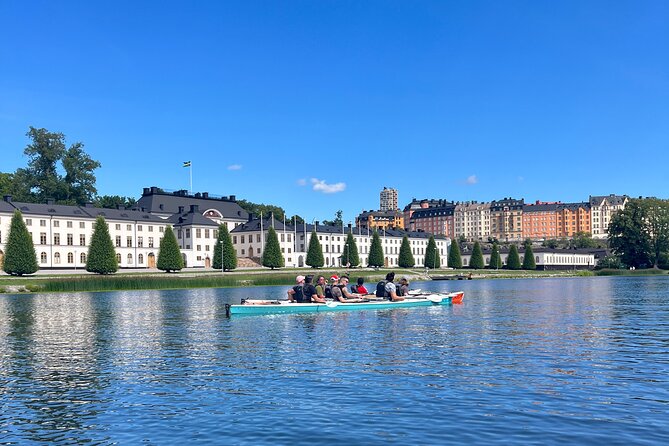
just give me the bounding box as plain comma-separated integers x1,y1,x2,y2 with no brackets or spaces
490,198,524,242
590,194,628,239
454,202,491,241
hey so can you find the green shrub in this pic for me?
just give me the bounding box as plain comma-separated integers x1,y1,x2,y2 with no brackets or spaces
3,210,38,276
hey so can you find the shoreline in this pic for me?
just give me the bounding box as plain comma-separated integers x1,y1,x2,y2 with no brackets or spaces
1,267,663,295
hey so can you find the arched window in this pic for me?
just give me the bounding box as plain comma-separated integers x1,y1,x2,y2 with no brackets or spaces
116,253,121,263
138,254,144,264
67,252,74,263
40,252,47,263
127,253,133,264
80,252,87,263
54,252,61,264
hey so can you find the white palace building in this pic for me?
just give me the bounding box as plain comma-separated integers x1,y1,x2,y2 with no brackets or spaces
0,187,450,270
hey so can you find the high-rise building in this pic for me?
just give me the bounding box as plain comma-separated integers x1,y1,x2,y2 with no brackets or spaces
380,187,398,211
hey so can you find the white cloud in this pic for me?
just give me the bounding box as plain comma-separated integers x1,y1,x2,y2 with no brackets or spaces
310,178,346,194
227,164,242,171
465,175,478,185
297,178,307,186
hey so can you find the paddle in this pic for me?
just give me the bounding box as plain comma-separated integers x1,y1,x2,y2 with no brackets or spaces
407,289,422,295
325,301,339,308
425,294,444,304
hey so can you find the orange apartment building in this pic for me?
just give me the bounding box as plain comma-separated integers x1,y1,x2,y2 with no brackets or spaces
556,203,591,237
522,202,559,240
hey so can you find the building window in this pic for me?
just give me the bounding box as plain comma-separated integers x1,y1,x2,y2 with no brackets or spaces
54,253,61,264
186,229,191,238
148,237,154,248
67,221,73,228
54,220,59,227
138,237,143,247
54,233,60,245
40,252,47,263
80,234,86,246
196,228,201,238
116,253,121,263
241,235,245,243
80,221,85,229
127,225,132,231
197,245,202,251
127,236,132,247
138,254,144,264
233,236,237,243
159,226,164,233
67,234,73,245
115,224,121,230
25,219,32,226
115,236,121,247
40,232,47,245
205,229,210,238
256,234,260,243
127,253,133,264
137,225,142,231
40,219,46,227
67,252,74,264
81,252,86,263
148,226,154,232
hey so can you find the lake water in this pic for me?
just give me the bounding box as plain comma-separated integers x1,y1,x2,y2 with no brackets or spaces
1,276,668,445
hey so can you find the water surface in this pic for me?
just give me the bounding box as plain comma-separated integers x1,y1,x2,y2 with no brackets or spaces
1,276,668,444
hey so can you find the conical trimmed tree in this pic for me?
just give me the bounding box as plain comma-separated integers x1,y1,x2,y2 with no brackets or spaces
522,243,537,270
157,226,184,272
262,226,284,269
489,243,502,269
367,230,384,268
86,216,118,274
341,231,360,267
306,230,324,268
506,244,521,270
398,235,415,268
447,240,462,269
470,241,484,269
213,224,237,271
2,210,38,276
424,235,441,269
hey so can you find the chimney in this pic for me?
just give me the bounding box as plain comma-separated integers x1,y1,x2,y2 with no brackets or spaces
3,195,12,202
189,204,199,213
230,195,236,202
248,213,254,222
202,192,209,198
151,187,158,194
117,204,125,210
143,187,150,195
85,202,94,208
46,198,55,205
178,206,185,214
194,192,201,198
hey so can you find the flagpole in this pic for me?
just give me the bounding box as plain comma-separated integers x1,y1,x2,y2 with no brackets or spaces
189,164,193,195
260,212,264,260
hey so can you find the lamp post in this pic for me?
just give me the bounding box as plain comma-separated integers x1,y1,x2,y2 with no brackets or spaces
221,240,224,273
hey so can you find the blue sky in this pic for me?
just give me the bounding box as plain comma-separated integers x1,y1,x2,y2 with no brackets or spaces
1,1,667,223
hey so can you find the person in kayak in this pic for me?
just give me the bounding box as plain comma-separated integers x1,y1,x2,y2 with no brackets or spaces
287,275,323,303
398,277,410,297
384,272,405,302
354,277,368,294
331,276,367,303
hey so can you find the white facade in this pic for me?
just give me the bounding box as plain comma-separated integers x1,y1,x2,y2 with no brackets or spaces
380,187,399,211
454,203,491,241
459,249,595,270
590,195,628,239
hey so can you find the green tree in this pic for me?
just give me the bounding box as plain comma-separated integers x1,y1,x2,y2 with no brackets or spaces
489,242,502,269
86,216,118,274
608,199,652,268
447,240,461,269
506,245,521,270
571,232,598,249
522,243,537,270
95,195,137,209
306,230,324,268
341,231,360,267
367,230,384,268
425,236,441,269
262,226,284,269
323,210,344,227
398,235,415,268
641,198,669,268
542,239,559,249
14,127,100,205
236,199,287,222
2,210,38,275
597,254,623,270
213,224,237,271
0,172,13,197
157,226,184,272
470,241,484,269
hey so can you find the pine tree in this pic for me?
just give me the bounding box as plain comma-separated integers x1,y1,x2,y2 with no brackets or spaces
157,226,184,272
213,224,237,271
489,242,502,269
398,235,415,268
522,243,537,270
424,236,441,269
367,230,384,268
447,240,462,269
341,231,360,267
86,216,118,274
262,226,284,269
470,241,484,269
507,244,521,270
305,230,324,268
2,210,38,276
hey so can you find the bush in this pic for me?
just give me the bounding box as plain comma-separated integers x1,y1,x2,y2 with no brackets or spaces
522,244,536,270
3,210,38,276
262,227,284,269
157,226,184,272
368,230,384,268
447,240,461,269
470,242,484,269
425,236,441,269
506,245,521,270
86,216,118,274
398,235,415,268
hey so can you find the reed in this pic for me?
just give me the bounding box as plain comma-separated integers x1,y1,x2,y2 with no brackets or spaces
595,268,667,276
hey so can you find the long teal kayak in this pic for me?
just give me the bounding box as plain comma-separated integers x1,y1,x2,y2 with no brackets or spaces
226,291,464,316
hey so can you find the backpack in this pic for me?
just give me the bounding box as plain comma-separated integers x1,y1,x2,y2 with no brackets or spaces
375,280,388,298
324,285,333,300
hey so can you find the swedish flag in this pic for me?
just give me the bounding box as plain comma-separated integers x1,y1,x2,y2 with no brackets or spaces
183,161,191,168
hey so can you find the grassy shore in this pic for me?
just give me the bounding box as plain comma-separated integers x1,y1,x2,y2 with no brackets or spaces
0,267,664,294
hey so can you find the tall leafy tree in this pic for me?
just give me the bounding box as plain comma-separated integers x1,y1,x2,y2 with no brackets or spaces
542,239,559,249
157,226,184,272
262,226,284,269
506,245,521,270
2,210,38,276
0,172,13,197
425,236,441,269
213,224,237,271
446,240,461,269
641,198,669,268
522,243,537,270
489,243,502,269
608,199,652,268
95,195,137,209
305,230,324,268
368,230,384,268
14,127,100,205
570,232,598,249
398,235,415,268
323,210,344,227
341,231,360,267
470,241,484,269
86,216,118,274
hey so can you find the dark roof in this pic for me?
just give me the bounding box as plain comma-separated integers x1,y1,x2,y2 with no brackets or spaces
9,201,90,218
411,206,455,219
490,197,524,210
523,203,559,213
589,194,628,206
82,205,165,223
231,218,292,233
557,202,590,211
0,199,16,213
137,187,249,220
357,210,403,219
167,209,219,227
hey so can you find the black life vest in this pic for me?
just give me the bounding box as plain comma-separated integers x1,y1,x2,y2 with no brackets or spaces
324,285,333,300
293,285,308,303
375,280,388,298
